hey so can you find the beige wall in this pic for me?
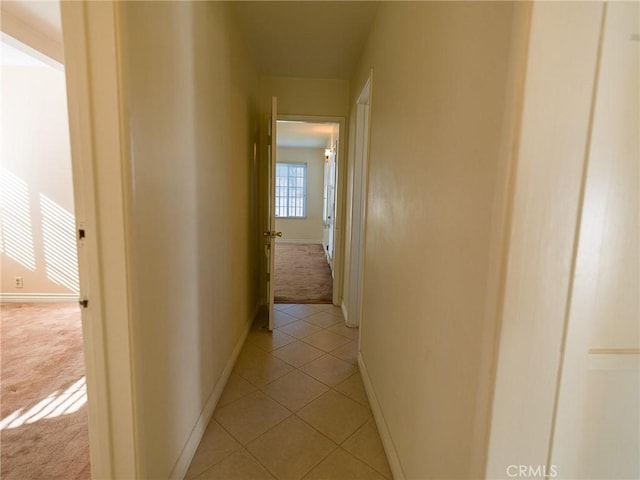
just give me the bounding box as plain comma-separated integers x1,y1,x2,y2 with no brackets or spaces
275,147,325,243
349,3,517,478
260,76,349,118
118,2,259,477
0,63,78,297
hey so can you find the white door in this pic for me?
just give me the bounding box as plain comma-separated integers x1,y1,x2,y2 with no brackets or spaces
265,96,279,330
550,4,639,477
327,147,336,265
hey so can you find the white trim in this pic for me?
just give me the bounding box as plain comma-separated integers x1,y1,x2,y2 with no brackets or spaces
341,300,349,324
587,352,640,371
358,351,405,480
275,238,322,244
61,2,137,477
346,72,373,328
275,162,307,218
0,293,80,303
168,304,257,480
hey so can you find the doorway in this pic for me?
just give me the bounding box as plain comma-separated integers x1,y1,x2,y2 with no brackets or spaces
273,119,342,306
0,34,90,479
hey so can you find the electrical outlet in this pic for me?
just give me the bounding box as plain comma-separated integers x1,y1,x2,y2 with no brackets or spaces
15,277,23,289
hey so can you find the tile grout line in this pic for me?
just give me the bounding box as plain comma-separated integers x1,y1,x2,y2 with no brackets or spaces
188,419,245,480
339,418,393,480
193,304,386,479
235,366,344,479
229,372,371,472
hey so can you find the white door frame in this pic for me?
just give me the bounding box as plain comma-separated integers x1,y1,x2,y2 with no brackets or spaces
277,114,347,307
346,73,373,328
61,2,138,478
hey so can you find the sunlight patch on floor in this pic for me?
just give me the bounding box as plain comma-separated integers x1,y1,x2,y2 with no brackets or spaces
0,376,86,430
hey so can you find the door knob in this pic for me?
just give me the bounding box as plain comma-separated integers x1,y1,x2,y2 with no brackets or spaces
275,231,283,237
263,231,283,238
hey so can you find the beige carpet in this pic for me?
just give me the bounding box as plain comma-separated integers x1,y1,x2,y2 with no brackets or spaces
1,303,90,480
274,243,333,304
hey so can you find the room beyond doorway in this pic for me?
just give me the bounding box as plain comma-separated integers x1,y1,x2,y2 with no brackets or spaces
273,120,340,305
0,34,89,479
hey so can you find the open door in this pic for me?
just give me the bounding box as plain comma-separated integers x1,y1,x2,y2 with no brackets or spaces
326,144,337,267
265,96,280,330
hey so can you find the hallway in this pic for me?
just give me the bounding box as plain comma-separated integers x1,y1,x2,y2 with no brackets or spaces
185,304,391,479
34,1,638,477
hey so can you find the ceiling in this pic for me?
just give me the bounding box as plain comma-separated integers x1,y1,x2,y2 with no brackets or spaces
1,1,379,80
277,121,338,148
231,2,379,79
1,0,63,44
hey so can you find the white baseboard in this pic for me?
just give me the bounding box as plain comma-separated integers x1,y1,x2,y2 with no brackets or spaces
275,239,322,244
169,304,257,480
358,351,405,480
343,300,361,328
0,293,80,303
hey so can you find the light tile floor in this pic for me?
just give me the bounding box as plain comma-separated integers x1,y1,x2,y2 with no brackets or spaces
186,304,392,480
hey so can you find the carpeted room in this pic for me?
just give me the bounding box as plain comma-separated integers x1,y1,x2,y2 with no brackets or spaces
1,303,90,479
274,243,333,304
0,32,90,479
273,121,340,305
